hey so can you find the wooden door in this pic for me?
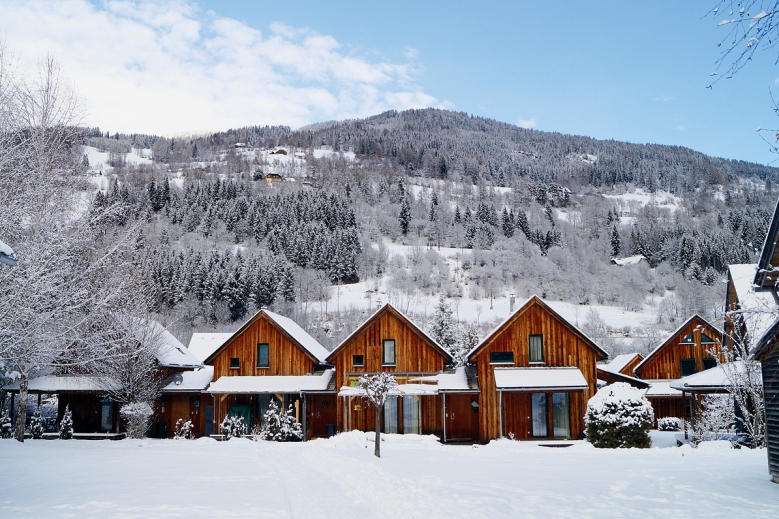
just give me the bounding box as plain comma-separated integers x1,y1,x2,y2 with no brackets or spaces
171,396,191,435
446,394,476,441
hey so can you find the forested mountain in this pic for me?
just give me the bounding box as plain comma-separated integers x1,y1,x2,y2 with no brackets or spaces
78,108,779,354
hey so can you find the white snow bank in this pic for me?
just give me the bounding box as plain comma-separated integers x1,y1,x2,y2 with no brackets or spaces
1,431,776,518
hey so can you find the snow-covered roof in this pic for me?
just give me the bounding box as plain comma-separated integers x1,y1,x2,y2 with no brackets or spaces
148,321,203,368
188,333,233,363
207,369,334,394
493,367,588,391
669,361,761,393
728,263,779,350
602,353,641,375
643,380,683,397
0,238,14,257
262,310,330,363
0,238,16,266
3,375,112,393
161,366,214,393
408,366,477,392
610,255,647,266
338,383,439,397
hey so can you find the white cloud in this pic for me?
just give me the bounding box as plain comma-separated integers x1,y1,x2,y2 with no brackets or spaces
518,117,536,129
0,0,443,134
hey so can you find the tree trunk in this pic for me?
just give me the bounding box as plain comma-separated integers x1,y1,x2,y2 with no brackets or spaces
374,402,382,458
14,372,27,442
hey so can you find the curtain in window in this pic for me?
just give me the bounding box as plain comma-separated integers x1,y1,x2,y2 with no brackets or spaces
383,396,398,433
402,396,420,434
531,393,547,437
552,393,570,437
529,335,543,362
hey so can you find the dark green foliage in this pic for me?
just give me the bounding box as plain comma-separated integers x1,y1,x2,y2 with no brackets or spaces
59,405,73,440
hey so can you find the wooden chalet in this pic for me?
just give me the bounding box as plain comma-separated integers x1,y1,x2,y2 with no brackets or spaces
633,314,723,425
264,173,283,183
3,321,203,437
203,309,335,440
467,296,607,442
326,304,477,441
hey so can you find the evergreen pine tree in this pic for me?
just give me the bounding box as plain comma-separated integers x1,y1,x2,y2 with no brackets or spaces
430,296,457,356
0,411,12,438
399,197,411,235
611,225,621,258
454,206,461,224
59,405,73,439
30,406,44,439
502,207,514,237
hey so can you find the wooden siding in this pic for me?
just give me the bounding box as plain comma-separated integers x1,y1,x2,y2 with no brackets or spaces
209,312,317,380
329,305,449,434
759,340,779,481
635,316,723,380
57,393,120,434
469,297,604,442
619,355,643,376
153,394,208,437
647,396,686,426
341,394,443,436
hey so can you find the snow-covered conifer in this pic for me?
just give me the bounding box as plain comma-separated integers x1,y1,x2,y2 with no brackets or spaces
259,400,303,441
220,414,247,440
30,406,44,439
0,411,12,439
173,419,194,440
59,406,73,439
585,383,653,448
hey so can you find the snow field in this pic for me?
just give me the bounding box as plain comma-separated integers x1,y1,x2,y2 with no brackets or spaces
0,431,776,518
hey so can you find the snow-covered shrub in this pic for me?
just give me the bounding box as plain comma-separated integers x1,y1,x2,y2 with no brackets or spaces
30,406,44,439
59,405,73,439
120,401,153,439
0,411,12,439
173,419,194,440
258,400,302,442
657,417,682,432
585,382,653,448
220,414,246,440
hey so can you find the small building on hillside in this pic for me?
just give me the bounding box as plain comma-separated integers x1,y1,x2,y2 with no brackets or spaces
467,295,607,442
203,309,335,440
265,173,283,183
633,314,723,426
326,304,476,441
610,255,648,267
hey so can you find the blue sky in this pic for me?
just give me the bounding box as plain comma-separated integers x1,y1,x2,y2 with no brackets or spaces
2,0,777,164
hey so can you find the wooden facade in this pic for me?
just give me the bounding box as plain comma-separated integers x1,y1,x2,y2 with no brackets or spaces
468,296,606,442
633,314,723,381
204,309,335,439
327,304,452,437
753,322,779,483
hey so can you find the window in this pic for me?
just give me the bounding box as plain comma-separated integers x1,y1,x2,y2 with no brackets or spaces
229,357,240,369
352,355,364,367
552,393,571,438
681,333,694,344
702,358,717,370
403,396,420,434
701,333,716,344
256,343,269,368
529,335,544,363
382,339,396,366
383,396,399,433
680,358,696,376
531,393,547,437
490,351,515,364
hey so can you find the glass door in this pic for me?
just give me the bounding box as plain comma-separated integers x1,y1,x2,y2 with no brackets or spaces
531,393,547,437
383,396,398,433
552,393,571,437
402,396,420,434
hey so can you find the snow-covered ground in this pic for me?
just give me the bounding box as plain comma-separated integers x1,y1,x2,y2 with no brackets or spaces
0,432,775,518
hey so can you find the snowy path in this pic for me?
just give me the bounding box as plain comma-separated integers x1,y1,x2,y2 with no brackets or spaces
0,432,777,518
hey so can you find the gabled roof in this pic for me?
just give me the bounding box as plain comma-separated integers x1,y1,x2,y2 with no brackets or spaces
601,353,643,375
633,314,722,376
147,321,203,369
204,309,329,365
596,367,651,389
188,333,234,363
326,303,453,363
728,263,779,359
161,366,214,393
467,295,608,361
754,196,779,287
